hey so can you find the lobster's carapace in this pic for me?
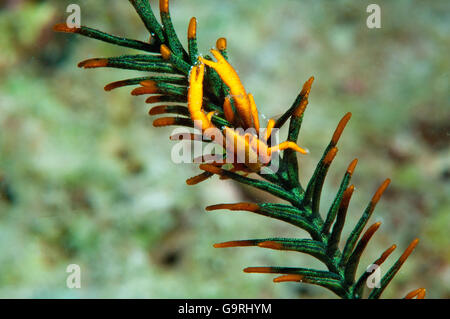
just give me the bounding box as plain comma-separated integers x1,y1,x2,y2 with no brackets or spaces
185,49,308,177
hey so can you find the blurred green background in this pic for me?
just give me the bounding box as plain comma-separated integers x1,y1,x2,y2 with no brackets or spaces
0,0,448,298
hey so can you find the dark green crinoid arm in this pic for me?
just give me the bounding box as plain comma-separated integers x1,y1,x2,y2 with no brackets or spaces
54,0,423,299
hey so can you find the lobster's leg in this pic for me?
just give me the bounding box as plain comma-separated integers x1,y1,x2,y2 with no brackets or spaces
268,141,308,155
188,64,213,132
263,119,276,142
248,93,260,133
199,50,253,129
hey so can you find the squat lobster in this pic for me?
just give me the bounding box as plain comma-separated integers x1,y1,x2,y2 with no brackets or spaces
184,49,309,179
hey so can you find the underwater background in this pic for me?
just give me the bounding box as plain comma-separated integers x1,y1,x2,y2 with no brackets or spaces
0,0,448,298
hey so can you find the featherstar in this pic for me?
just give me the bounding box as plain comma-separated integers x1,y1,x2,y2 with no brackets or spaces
53,0,424,299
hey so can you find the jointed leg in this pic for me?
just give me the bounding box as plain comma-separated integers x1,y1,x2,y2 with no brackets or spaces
263,118,276,142
199,50,253,129
248,93,260,132
269,141,308,155
188,64,213,131
223,97,235,124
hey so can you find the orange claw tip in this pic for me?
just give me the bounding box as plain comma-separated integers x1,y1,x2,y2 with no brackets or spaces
53,23,79,33
216,38,227,51
257,241,284,250
273,274,304,283
331,112,352,145
347,158,358,175
213,240,256,248
293,144,309,155
152,117,176,127
399,238,420,263
371,178,391,205
160,44,172,60
206,202,260,212
243,267,274,274
323,147,338,165
159,0,169,13
78,58,108,68
188,17,197,39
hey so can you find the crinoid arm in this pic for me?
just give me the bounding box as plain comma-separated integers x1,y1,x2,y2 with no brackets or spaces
55,0,423,299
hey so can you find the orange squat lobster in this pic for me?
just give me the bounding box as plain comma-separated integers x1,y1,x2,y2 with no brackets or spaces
184,49,309,179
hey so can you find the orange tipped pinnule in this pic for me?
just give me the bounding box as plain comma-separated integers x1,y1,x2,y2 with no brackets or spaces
149,105,169,116
104,80,131,91
188,17,197,39
331,112,352,145
243,267,274,273
341,185,355,208
405,288,426,299
78,58,108,68
324,147,338,165
53,23,79,33
361,222,382,243
375,244,397,265
160,0,169,13
417,288,426,299
140,80,159,88
186,172,213,186
206,202,260,212
347,158,358,175
371,178,391,205
199,164,223,175
257,241,283,250
216,38,227,51
293,98,308,118
399,238,419,263
160,44,172,60
213,240,256,248
153,117,176,127
273,274,304,283
300,76,314,99
131,86,159,96
146,96,163,104
291,77,314,118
